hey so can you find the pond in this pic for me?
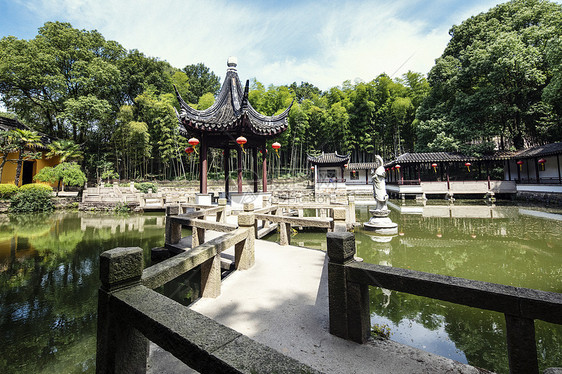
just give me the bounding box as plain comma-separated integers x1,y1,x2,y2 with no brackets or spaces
268,200,562,373
0,203,560,373
0,212,168,374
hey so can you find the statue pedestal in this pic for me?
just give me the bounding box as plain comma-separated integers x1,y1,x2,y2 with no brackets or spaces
363,209,398,235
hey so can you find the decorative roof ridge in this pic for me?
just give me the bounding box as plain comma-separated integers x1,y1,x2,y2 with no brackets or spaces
175,69,241,120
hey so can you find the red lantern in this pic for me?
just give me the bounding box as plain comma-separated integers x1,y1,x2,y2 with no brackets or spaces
517,160,524,171
184,147,194,158
188,137,199,153
236,136,247,153
391,167,395,170
344,164,348,168
310,166,315,171
538,158,546,164
431,163,438,173
272,142,281,158
395,164,401,170
465,162,471,172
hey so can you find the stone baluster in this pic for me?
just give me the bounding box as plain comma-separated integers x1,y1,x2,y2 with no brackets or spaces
164,206,181,245
235,209,255,270
96,247,148,373
326,232,370,343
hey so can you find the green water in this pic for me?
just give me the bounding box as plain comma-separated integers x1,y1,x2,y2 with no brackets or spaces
0,212,167,374
0,204,560,373
268,201,562,373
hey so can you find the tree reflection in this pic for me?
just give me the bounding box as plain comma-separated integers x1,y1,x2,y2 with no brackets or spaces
0,212,166,374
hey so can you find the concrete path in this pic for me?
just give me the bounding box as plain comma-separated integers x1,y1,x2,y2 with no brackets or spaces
148,233,489,373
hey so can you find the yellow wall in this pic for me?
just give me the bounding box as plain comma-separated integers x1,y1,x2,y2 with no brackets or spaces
0,151,60,187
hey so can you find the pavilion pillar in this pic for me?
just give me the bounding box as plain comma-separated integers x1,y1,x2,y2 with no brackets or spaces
534,157,540,184
237,147,243,193
253,147,259,193
262,144,267,192
224,148,230,200
200,136,208,194
556,155,562,183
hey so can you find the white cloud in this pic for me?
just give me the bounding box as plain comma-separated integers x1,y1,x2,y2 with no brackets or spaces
13,0,517,90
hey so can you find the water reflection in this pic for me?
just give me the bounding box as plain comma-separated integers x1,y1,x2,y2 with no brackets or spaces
0,212,166,374
274,201,562,373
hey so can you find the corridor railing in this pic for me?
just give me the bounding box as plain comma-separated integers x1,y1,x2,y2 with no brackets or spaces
326,231,562,374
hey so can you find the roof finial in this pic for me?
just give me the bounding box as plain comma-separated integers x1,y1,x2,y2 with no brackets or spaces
227,56,238,71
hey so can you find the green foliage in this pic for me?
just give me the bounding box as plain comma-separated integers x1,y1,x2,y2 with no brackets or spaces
0,183,18,199
46,139,83,162
101,169,119,181
371,323,392,339
113,202,131,213
134,182,157,193
34,162,86,196
182,62,221,103
10,185,54,212
417,0,562,150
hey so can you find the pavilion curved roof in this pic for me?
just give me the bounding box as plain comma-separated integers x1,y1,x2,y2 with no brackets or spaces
307,152,350,165
175,60,292,139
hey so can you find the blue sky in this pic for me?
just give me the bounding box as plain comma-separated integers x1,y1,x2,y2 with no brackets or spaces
0,0,557,90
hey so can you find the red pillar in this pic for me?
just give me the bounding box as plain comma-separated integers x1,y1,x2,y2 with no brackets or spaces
253,147,258,193
200,136,208,194
237,147,243,193
262,144,267,192
224,148,230,199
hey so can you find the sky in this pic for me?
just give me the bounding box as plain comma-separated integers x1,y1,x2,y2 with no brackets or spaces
0,0,557,91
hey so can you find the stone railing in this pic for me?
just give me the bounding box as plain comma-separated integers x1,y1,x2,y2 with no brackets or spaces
96,202,319,373
326,231,562,374
96,246,320,373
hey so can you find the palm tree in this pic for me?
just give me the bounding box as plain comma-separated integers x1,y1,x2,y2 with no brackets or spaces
12,129,42,186
46,139,83,163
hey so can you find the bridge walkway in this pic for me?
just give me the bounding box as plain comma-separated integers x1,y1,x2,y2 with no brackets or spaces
148,231,484,373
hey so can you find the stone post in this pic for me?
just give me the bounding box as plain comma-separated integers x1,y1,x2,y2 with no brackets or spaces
236,212,255,270
347,196,356,224
332,208,347,232
217,198,227,223
326,232,370,343
164,206,181,245
262,195,270,208
192,227,205,248
200,253,221,298
96,247,148,374
505,314,539,374
279,221,291,246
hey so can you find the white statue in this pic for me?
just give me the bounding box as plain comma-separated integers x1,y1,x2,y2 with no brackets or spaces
371,155,388,211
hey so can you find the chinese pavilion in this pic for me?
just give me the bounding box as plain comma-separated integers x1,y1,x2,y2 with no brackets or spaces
175,57,292,199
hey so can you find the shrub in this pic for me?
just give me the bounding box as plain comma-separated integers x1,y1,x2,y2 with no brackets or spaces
19,183,53,192
0,184,18,199
134,182,157,193
10,185,54,212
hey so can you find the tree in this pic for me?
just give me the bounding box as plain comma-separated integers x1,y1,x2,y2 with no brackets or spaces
0,130,17,181
11,129,42,186
417,0,562,150
46,139,83,163
182,63,221,104
34,162,87,196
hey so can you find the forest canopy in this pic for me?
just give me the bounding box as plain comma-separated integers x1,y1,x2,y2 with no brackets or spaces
0,0,561,181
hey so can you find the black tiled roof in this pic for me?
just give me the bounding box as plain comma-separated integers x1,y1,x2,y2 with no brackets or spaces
390,151,515,165
307,152,350,165
0,116,52,149
514,142,562,159
348,162,378,170
176,61,292,139
0,116,28,131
